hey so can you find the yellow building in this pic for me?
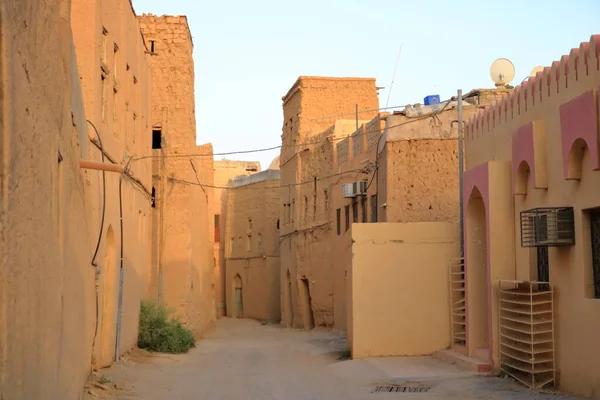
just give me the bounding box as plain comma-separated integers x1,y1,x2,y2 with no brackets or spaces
71,0,153,370
451,34,600,398
214,160,262,317
0,2,217,398
138,14,216,338
224,168,281,322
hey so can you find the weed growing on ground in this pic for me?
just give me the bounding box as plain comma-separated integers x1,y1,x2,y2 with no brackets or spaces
97,375,112,385
337,349,352,360
137,300,195,354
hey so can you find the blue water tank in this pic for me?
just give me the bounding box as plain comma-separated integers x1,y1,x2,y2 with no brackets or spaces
424,95,440,106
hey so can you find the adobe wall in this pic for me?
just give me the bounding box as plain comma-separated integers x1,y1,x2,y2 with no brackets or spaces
224,174,281,322
213,160,261,317
138,14,216,337
377,105,478,223
280,77,379,329
0,1,94,398
464,35,600,398
71,0,153,369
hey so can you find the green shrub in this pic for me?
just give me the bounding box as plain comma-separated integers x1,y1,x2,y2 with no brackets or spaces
137,300,195,354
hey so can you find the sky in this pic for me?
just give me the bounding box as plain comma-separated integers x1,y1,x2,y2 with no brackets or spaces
133,0,600,170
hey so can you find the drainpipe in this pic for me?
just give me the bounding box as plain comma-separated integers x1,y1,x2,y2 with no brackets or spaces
80,160,125,174
115,176,125,362
457,89,464,259
80,158,126,362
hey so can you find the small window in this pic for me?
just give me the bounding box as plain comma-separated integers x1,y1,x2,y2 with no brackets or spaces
344,205,350,232
246,235,252,251
352,200,358,223
248,218,252,230
151,187,156,208
149,40,156,53
304,196,308,219
276,219,280,230
258,233,263,249
214,214,221,242
370,195,378,222
336,209,341,235
588,208,600,299
361,196,367,223
230,237,234,254
152,129,162,149
292,200,295,223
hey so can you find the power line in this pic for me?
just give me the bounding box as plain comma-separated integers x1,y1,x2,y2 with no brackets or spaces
131,96,457,163
167,169,368,190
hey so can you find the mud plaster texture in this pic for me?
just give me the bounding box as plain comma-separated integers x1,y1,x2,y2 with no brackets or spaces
225,172,281,322
0,1,94,398
138,14,216,338
213,160,262,317
279,77,379,329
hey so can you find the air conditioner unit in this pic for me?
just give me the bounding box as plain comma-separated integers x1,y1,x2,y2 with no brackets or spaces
520,207,575,247
341,181,368,198
341,183,354,198
353,180,367,196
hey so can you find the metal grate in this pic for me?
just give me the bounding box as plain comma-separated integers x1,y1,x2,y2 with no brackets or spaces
520,207,575,247
371,384,431,393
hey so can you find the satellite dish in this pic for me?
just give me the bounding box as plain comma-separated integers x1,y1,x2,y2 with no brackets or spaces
489,58,516,87
529,65,544,78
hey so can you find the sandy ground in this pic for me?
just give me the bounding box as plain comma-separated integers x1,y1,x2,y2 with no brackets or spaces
85,318,583,400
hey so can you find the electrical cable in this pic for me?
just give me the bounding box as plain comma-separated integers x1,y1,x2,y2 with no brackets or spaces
87,120,106,267
115,175,125,362
131,96,458,164
86,119,104,363
167,169,367,190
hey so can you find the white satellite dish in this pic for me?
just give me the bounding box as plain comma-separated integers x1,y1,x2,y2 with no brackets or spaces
529,65,544,78
489,58,516,87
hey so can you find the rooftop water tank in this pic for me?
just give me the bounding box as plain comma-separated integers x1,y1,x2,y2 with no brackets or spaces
424,95,440,106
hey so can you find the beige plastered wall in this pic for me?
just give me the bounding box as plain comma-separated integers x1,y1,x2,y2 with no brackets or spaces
225,172,281,322
347,222,459,359
213,160,261,317
71,0,153,369
279,77,379,329
139,14,216,337
464,37,600,398
1,1,94,398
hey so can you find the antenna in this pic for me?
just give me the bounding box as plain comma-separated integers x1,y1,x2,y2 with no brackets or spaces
385,43,403,109
489,58,516,88
529,65,544,78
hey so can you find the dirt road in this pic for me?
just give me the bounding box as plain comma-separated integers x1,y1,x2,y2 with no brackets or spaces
86,318,582,400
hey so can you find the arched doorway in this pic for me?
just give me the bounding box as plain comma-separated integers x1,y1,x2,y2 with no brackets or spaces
466,187,489,361
233,274,243,318
284,270,293,327
99,226,117,367
299,277,314,329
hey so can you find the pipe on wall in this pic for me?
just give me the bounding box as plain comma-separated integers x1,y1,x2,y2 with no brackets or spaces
80,160,125,174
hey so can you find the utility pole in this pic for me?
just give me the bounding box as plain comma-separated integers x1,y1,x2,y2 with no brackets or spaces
457,89,464,259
